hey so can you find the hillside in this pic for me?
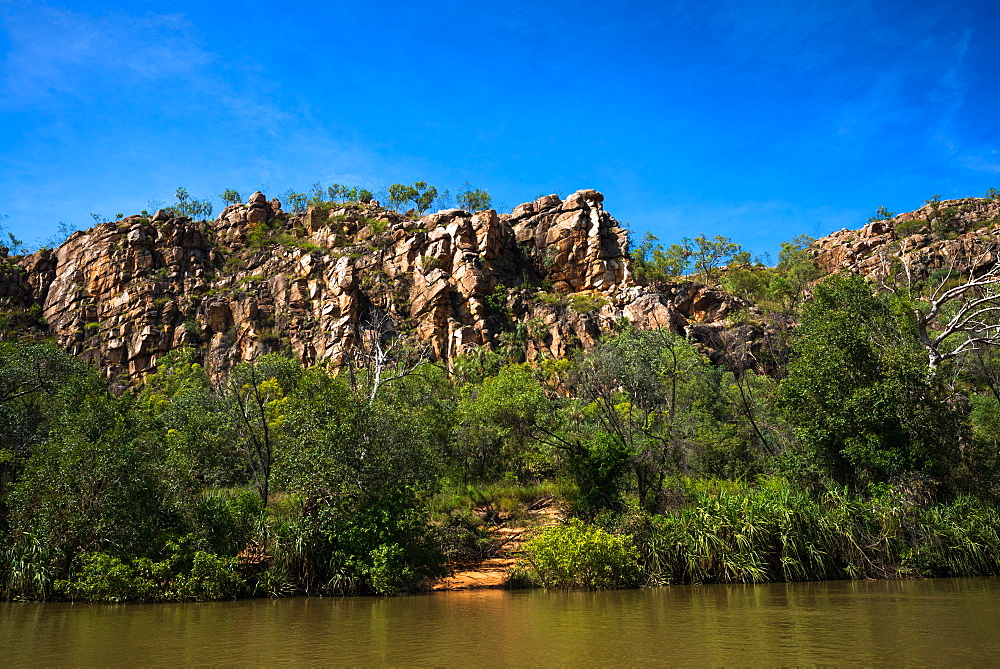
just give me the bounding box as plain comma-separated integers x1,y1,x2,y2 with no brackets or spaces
5,190,1000,603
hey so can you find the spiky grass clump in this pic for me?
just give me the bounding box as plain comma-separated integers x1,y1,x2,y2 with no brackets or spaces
609,477,1000,587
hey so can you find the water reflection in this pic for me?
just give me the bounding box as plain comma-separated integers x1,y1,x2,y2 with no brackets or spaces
2,578,999,665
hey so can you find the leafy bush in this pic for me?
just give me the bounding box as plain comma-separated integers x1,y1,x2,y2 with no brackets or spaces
895,219,928,236
57,539,245,602
563,431,632,516
516,519,642,589
568,294,609,314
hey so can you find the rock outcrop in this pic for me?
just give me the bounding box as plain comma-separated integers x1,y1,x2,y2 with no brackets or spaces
813,197,1000,284
0,190,769,384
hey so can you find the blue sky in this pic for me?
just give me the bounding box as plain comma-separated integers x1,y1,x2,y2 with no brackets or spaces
1,0,998,258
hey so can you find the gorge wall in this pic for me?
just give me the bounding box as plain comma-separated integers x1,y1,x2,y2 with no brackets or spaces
4,189,998,386
0,190,761,385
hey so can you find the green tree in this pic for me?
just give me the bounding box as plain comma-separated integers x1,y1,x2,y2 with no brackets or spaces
167,187,213,220
456,182,492,212
0,342,86,488
630,232,689,283
413,181,438,213
274,368,446,594
307,182,326,207
139,349,243,488
0,215,25,255
688,234,743,285
455,364,555,481
387,183,417,211
219,189,242,206
280,190,308,214
387,182,437,214
573,327,728,511
3,373,183,599
43,221,81,249
766,235,822,309
454,364,556,483
777,274,964,486
222,355,302,505
329,185,374,204
868,206,897,223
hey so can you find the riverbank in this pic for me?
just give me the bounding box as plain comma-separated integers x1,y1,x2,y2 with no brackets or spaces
435,477,1000,592
432,495,564,591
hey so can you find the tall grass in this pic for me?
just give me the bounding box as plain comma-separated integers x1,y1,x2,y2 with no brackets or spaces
608,477,1000,586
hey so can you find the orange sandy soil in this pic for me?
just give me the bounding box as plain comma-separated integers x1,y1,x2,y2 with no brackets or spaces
432,500,563,591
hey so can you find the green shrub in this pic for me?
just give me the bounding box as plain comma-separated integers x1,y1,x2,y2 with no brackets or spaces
534,291,567,307
516,519,642,589
420,255,441,272
254,564,297,598
564,431,632,516
57,553,160,603
895,219,928,236
365,218,389,235
568,294,609,314
192,489,264,556
178,551,245,600
57,543,246,602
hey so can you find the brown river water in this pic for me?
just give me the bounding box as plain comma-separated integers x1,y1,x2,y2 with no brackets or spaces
2,577,999,665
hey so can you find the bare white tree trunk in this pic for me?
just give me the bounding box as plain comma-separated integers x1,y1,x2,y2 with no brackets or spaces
353,311,430,402
914,257,1000,375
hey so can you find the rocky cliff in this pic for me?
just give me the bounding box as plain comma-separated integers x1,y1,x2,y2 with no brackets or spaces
812,197,1000,285
6,189,996,385
0,189,762,385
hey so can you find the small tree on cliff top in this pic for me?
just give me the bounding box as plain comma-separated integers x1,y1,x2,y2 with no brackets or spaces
388,182,438,214
219,189,242,206
457,182,492,212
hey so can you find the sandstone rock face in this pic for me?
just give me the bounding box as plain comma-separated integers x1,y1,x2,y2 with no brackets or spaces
1,189,767,384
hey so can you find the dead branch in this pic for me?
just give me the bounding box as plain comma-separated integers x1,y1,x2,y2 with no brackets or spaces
915,254,1000,374
353,311,431,402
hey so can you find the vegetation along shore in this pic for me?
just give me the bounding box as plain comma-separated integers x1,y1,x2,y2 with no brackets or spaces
3,183,1000,601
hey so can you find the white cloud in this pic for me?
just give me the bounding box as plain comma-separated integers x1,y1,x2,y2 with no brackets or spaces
960,151,1000,175
0,4,212,106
